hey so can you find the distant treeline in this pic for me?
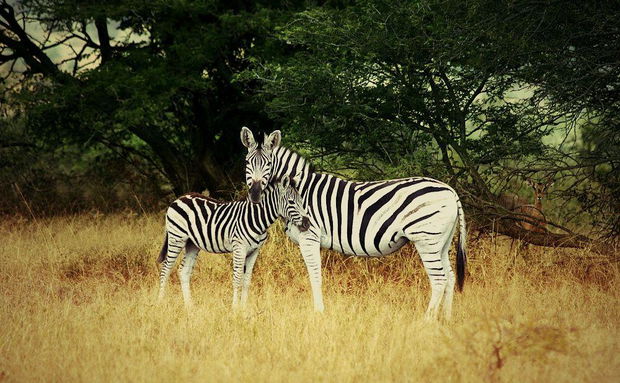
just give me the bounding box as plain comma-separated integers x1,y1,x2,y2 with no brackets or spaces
0,1,618,239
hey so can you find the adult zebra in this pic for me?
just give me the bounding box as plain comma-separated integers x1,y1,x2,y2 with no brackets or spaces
157,174,310,309
241,127,467,320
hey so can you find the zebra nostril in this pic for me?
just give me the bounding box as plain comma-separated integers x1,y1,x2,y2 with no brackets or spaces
299,217,310,232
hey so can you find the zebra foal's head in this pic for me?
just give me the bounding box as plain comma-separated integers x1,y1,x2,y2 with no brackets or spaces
277,174,310,232
240,126,280,204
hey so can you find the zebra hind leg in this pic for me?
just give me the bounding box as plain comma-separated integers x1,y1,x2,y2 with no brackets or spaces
412,235,451,321
440,221,458,321
178,240,199,309
158,234,186,302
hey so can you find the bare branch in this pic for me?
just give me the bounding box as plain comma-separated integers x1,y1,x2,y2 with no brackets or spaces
0,0,60,77
464,74,489,113
42,34,78,50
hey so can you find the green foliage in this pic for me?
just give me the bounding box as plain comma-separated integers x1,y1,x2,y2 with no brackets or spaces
2,0,619,236
502,1,620,236
2,0,308,200
240,0,620,236
246,0,554,186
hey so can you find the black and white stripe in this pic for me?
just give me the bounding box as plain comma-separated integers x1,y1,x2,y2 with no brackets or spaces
157,177,309,308
241,129,467,319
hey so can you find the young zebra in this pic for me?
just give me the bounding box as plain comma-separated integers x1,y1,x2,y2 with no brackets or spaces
241,127,467,320
157,175,310,308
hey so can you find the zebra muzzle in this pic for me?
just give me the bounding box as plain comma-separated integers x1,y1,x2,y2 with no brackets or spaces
298,217,310,232
248,182,262,204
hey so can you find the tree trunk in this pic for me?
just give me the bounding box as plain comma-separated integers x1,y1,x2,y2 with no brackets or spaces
198,149,238,199
129,123,241,198
490,220,593,248
94,16,112,63
466,195,613,254
128,124,192,196
472,215,614,255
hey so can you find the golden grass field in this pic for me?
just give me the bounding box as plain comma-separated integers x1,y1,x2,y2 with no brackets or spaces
1,213,618,382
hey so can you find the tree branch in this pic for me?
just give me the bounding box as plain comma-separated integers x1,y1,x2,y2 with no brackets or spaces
94,16,111,63
0,1,60,77
464,74,489,113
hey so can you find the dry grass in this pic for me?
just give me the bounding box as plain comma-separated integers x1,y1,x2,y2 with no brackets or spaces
0,213,619,382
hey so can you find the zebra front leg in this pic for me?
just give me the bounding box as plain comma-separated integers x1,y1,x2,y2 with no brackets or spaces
240,248,259,307
299,234,324,312
231,246,246,309
178,241,200,309
158,235,186,301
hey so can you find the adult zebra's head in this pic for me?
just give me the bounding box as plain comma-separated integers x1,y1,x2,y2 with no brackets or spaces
277,174,310,232
240,126,281,204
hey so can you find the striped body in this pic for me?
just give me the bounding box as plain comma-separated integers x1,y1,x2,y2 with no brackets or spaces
165,193,278,254
242,133,467,319
286,175,461,257
157,180,308,308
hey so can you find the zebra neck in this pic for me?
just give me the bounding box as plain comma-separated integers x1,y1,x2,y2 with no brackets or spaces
291,171,353,204
271,146,354,197
272,146,315,193
248,188,279,230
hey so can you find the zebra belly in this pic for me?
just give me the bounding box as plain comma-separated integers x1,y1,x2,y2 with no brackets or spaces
379,236,409,255
194,238,231,254
329,234,409,256
285,222,407,256
186,227,235,253
194,237,259,254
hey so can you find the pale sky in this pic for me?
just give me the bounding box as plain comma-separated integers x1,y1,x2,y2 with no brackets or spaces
1,1,148,78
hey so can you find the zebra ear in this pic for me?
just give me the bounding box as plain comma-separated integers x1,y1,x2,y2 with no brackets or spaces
240,126,256,149
263,130,281,152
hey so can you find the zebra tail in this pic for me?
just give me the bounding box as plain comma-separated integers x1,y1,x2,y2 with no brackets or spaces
157,233,168,264
456,198,467,292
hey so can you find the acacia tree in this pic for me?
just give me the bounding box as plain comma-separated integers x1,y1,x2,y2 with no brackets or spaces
508,1,620,237
1,0,302,198
244,0,617,245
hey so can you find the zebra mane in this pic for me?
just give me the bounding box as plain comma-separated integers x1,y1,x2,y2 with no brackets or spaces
181,190,275,206
180,192,227,204
270,145,314,184
183,192,213,200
